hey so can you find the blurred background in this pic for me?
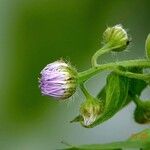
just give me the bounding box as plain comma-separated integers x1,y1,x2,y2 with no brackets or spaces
0,0,150,149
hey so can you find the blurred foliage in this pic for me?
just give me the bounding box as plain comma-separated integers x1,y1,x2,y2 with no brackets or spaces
61,129,150,150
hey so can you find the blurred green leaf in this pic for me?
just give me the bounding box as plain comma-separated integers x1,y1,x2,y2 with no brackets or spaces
61,129,150,150
128,128,150,142
145,34,150,59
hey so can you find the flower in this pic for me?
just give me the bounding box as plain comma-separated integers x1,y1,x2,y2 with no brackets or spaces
103,24,129,52
80,97,103,126
39,60,78,100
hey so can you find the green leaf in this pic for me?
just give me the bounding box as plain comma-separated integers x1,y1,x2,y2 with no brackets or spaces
128,128,150,142
60,129,150,150
71,67,148,127
145,34,150,59
97,86,106,104
61,141,149,150
88,72,129,128
128,67,147,97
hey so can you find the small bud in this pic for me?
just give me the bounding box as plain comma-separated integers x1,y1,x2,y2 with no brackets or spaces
134,101,150,124
80,97,103,126
103,24,129,52
39,60,78,100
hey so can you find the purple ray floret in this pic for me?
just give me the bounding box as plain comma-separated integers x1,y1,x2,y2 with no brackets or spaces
39,60,77,100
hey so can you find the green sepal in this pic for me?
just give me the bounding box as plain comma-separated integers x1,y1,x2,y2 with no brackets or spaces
145,34,150,59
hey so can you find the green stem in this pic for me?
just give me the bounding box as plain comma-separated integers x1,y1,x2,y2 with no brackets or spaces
91,44,122,67
114,69,150,82
80,83,92,100
78,59,150,83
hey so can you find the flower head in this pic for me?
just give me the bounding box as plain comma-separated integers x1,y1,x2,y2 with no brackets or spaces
39,60,78,100
103,24,129,52
80,97,103,126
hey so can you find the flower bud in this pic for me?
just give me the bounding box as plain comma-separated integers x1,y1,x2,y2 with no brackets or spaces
39,60,78,100
134,101,150,124
103,24,129,52
80,97,103,126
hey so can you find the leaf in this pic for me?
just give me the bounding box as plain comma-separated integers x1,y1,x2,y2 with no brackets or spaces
60,129,150,150
88,72,129,128
61,141,149,150
71,67,148,127
128,128,150,142
97,86,106,105
134,100,150,124
145,34,150,59
128,67,147,97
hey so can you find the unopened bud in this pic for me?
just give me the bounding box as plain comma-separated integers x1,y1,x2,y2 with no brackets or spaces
134,101,150,124
80,97,103,126
103,24,129,52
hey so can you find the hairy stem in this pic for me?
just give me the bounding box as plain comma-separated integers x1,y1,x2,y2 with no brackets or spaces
80,83,92,100
91,44,122,67
114,69,150,82
78,59,150,83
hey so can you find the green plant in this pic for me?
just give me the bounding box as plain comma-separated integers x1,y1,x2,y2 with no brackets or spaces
39,24,150,149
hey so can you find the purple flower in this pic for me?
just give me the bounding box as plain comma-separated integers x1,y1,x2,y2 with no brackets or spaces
39,60,77,100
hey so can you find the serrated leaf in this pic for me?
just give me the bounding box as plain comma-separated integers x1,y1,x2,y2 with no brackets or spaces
145,34,150,59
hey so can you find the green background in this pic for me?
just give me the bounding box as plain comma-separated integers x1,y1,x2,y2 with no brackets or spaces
0,0,150,149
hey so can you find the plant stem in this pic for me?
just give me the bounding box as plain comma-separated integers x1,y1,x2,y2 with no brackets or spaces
80,83,92,100
78,59,150,83
114,69,150,82
91,44,121,67
91,44,111,67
